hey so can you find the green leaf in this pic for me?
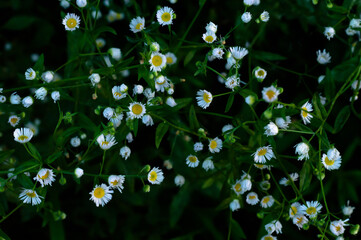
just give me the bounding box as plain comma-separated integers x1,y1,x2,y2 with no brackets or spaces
333,106,350,133
189,105,200,130
3,16,37,30
46,151,63,164
199,0,206,6
231,218,247,239
252,51,287,61
184,50,197,66
33,54,44,72
171,98,192,111
312,94,327,120
225,93,235,113
299,160,312,192
324,68,336,99
26,142,42,161
0,228,11,240
0,150,15,164
16,174,34,189
138,65,154,89
155,123,169,149
49,219,65,240
92,26,117,38
170,186,190,227
133,119,139,137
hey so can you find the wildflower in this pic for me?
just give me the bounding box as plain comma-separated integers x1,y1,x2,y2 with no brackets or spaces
244,0,255,6
143,88,155,99
260,11,270,22
330,219,348,236
322,148,342,170
10,92,21,104
293,215,308,229
324,27,335,40
318,75,325,83
148,167,164,184
166,97,177,107
245,95,256,105
254,67,267,81
51,91,60,103
225,75,240,90
194,142,204,152
202,157,214,171
120,146,131,160
128,102,146,119
252,146,275,164
96,38,106,48
225,56,238,70
89,73,101,86
232,179,244,196
74,167,84,178
211,48,224,59
230,46,248,60
89,183,113,207
202,31,217,44
289,202,301,218
0,95,6,103
108,175,125,192
264,122,279,136
163,160,173,170
41,71,54,83
19,189,43,206
316,49,331,64
246,192,259,205
265,220,282,234
129,16,145,33
165,52,177,65
133,84,144,95
342,201,355,216
108,48,121,61
230,199,241,212
34,87,47,100
261,195,275,208
149,52,166,72
13,128,33,143
155,76,170,92
142,115,154,126
349,18,361,28
262,86,280,103
34,168,56,187
261,235,277,240
96,134,117,150
8,115,20,127
25,121,39,136
103,107,114,120
25,68,36,80
196,90,213,109
107,10,123,22
76,0,87,7
275,116,291,129
294,142,309,160
241,12,252,23
60,0,70,9
62,13,81,31
300,201,322,218
126,132,133,143
110,113,123,128
300,101,313,124
254,163,271,170
279,173,299,186
208,137,222,153
222,124,234,133
157,6,174,26
174,175,185,187
70,136,81,147
351,80,361,90
186,155,199,168
112,85,127,100
345,27,357,36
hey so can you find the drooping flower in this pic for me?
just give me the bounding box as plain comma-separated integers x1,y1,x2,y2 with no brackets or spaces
108,175,125,192
19,189,43,206
316,49,331,64
34,168,56,187
13,128,34,143
96,134,117,150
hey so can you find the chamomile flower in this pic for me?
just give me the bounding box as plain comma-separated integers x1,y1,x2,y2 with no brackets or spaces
25,68,36,80
254,67,267,81
13,128,33,143
62,13,81,31
89,184,113,207
275,116,291,129
202,31,217,44
19,189,43,206
186,155,199,168
293,215,308,229
51,91,60,103
196,90,213,109
260,11,270,22
166,97,177,107
103,107,114,120
300,101,313,124
141,115,153,126
330,219,348,236
294,142,309,160
225,75,240,90
194,142,204,152
74,168,84,178
202,157,214,171
35,87,47,100
261,235,277,240
128,102,146,119
289,202,301,218
261,195,275,208
110,113,123,128
89,73,101,86
10,92,21,104
108,175,125,192
265,220,282,235
21,96,33,108
342,201,355,216
211,48,224,60
205,22,217,33
41,71,54,83
316,49,331,64
322,148,342,170
174,174,185,187
133,84,144,95
120,146,131,160
324,27,336,40
230,199,241,212
76,0,87,8
165,52,177,65
149,52,166,72
262,86,280,103
148,167,164,184
8,115,20,127
156,6,174,26
155,76,170,92
252,146,275,164
97,134,117,150
230,46,248,60
241,12,252,23
129,16,145,33
279,173,299,186
34,168,56,187
208,137,222,153
246,192,259,205
232,180,244,196
300,201,322,218
264,122,279,136
112,85,128,100
70,136,81,147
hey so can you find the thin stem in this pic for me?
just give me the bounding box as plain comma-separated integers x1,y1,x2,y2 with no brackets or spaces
0,203,24,223
213,92,233,98
227,211,232,240
206,66,226,81
99,150,106,176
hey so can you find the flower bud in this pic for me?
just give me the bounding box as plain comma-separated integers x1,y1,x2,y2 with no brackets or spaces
59,176,67,185
143,185,150,193
350,224,360,235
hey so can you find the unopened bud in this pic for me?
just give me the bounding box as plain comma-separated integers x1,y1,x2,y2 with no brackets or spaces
143,185,150,193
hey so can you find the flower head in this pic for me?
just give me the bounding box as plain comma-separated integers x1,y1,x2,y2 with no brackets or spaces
74,167,84,178
252,146,275,164
89,73,101,86
96,134,117,150
149,52,166,72
174,174,185,187
202,157,214,171
89,184,113,207
108,175,125,192
294,142,309,160
129,16,145,33
208,137,222,153
157,6,174,26
300,201,322,218
262,86,280,103
293,215,308,229
120,146,131,160
70,136,81,147
330,219,348,236
25,68,36,80
289,202,301,218
225,75,240,90
128,102,146,119
342,201,355,216
148,167,164,184
19,189,43,206
322,148,342,170
279,173,299,186
260,11,270,22
142,115,154,126
41,71,54,83
62,13,81,31
202,31,217,44
324,27,336,40
275,116,291,129
301,101,313,124
196,90,213,109
165,52,177,65
51,91,60,103
261,195,275,208
155,76,170,92
186,155,199,168
316,49,331,64
34,168,56,187
14,128,33,143
230,46,248,60
230,199,241,212
264,122,279,136
246,192,259,205
8,115,21,127
112,84,128,100
241,12,252,23
35,87,47,100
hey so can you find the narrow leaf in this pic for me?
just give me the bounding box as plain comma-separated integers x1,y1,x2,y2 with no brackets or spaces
155,123,169,149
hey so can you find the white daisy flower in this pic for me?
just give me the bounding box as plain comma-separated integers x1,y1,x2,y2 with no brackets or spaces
261,235,277,240
149,52,166,72
89,183,113,207
186,155,199,168
254,67,267,81
41,71,54,83
8,115,20,127
225,56,238,70
202,31,217,44
174,174,185,187
260,11,270,22
293,215,309,229
103,107,114,120
289,202,301,218
324,27,336,40
279,173,299,186
241,12,252,23
261,195,275,208
230,199,241,212
112,85,128,100
108,175,125,192
230,46,248,60
232,179,244,196
34,87,47,100
133,84,144,95
74,167,84,178
155,76,170,92
110,113,124,128
25,68,36,80
330,219,348,236
165,52,177,65
119,146,131,160
351,80,361,90
316,49,331,64
19,189,43,206
89,73,101,86
76,0,87,8
194,142,204,152
211,48,224,60
205,21,217,33
246,192,259,205
166,96,177,107
148,167,164,184
142,115,154,126
301,101,313,124
342,201,355,216
70,136,81,147
208,137,222,153
96,134,117,150
157,6,174,26
108,48,122,61
51,91,60,103
62,13,81,31
322,148,342,170
243,0,255,6
225,75,240,90
129,16,145,33
265,220,282,234
300,201,322,218
262,86,280,103
264,122,279,136
350,18,361,28
10,92,21,104
252,146,275,164
294,142,309,160
275,116,291,129
196,89,213,109
13,128,33,143
34,168,56,187
202,157,214,171
128,102,146,119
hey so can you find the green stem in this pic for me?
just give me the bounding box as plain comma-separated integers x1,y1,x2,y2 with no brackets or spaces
278,129,314,135
227,211,232,240
197,111,233,119
213,92,233,98
0,203,24,223
99,150,106,176
206,66,226,81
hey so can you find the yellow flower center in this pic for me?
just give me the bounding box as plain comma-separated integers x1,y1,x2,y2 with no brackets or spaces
101,141,109,146
335,225,341,232
290,206,298,216
188,156,197,163
111,180,118,186
151,55,163,67
66,18,77,28
263,197,270,204
257,148,267,156
234,183,242,192
161,12,171,22
324,156,334,166
39,170,49,180
135,23,143,30
114,92,122,97
93,187,105,198
149,171,157,181
264,237,273,240
301,107,308,118
29,72,33,77
26,191,36,198
210,140,217,149
157,78,166,85
166,57,173,64
205,35,214,43
266,90,275,100
203,93,211,103
296,216,303,224
10,117,18,124
306,207,316,215
257,70,265,77
131,104,143,115
249,195,256,200
18,135,28,141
